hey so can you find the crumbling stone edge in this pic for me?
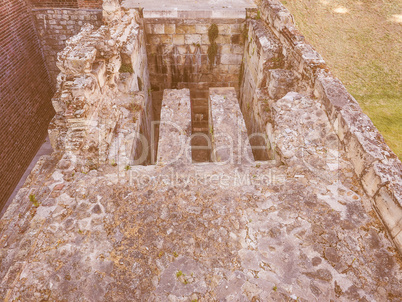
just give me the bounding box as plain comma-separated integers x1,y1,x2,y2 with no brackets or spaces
255,0,402,255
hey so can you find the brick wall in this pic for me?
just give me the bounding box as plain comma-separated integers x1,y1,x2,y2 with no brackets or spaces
0,0,54,210
30,0,102,9
32,8,103,86
30,0,79,8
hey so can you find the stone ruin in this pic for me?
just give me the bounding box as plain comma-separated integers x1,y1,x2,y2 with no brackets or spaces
1,0,402,300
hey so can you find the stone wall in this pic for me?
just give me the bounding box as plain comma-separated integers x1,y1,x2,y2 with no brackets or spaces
0,0,54,210
32,8,103,87
249,0,402,254
145,19,246,95
239,19,284,160
49,7,152,170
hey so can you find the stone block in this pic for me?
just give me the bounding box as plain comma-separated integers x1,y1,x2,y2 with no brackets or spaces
228,65,241,74
152,23,164,34
148,35,160,45
211,10,246,19
221,44,231,55
393,231,402,255
314,71,350,119
173,34,185,45
160,35,173,44
145,23,153,34
184,34,201,45
164,24,176,34
361,161,402,197
201,34,209,45
267,69,295,100
230,23,243,34
220,54,242,65
177,24,196,34
195,24,209,34
216,35,231,44
232,44,244,54
374,186,402,238
217,24,231,35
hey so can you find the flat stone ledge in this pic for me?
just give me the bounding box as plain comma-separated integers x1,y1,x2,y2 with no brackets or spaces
142,9,247,20
123,0,256,19
157,89,192,165
209,87,254,165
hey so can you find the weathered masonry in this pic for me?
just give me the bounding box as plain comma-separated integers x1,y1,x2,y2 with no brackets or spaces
0,0,402,300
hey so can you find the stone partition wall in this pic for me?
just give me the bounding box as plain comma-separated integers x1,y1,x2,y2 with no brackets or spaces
32,8,103,87
144,14,249,163
0,0,54,210
239,19,285,160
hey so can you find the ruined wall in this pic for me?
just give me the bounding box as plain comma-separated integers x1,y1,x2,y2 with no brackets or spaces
49,7,152,170
32,8,103,87
239,19,285,160
242,0,402,253
0,0,54,210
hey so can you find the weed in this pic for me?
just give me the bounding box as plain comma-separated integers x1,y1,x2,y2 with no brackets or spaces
207,42,218,66
273,285,277,291
111,159,117,166
176,270,183,278
125,165,131,171
131,103,142,112
173,251,178,257
119,63,134,73
208,24,219,66
242,24,248,40
29,194,39,207
208,23,219,42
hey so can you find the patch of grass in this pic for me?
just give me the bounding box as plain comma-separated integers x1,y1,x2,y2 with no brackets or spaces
280,0,402,159
29,194,39,207
176,270,183,278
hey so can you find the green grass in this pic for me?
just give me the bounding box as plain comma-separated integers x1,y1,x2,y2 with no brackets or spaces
280,0,402,159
